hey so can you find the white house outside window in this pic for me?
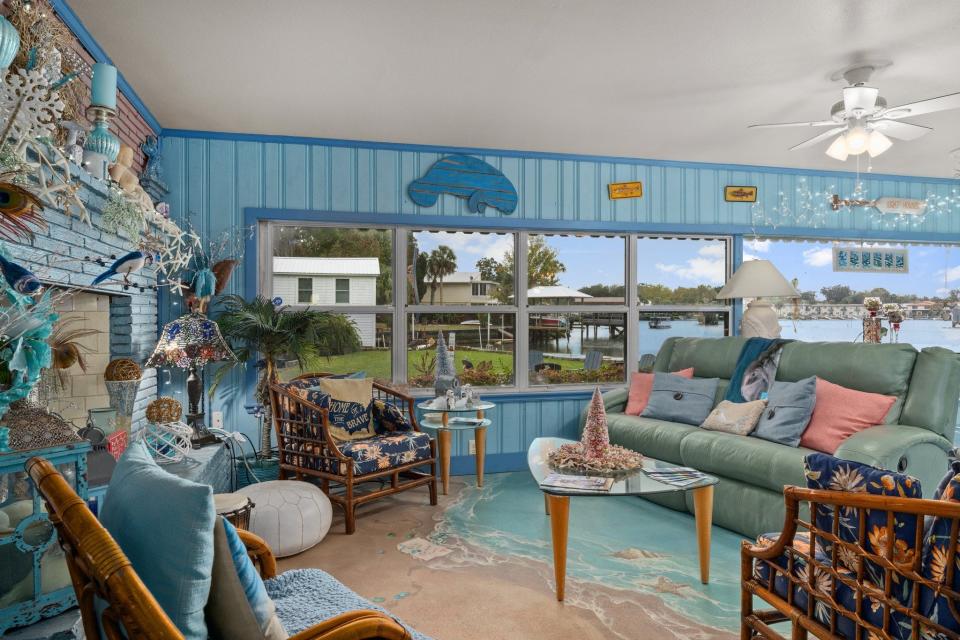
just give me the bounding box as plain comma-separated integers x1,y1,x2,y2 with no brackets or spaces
297,277,312,304
335,278,350,304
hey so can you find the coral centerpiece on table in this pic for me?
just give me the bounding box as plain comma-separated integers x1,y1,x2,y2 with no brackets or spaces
548,387,644,475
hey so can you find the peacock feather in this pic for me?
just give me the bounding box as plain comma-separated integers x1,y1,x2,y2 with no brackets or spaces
0,180,45,241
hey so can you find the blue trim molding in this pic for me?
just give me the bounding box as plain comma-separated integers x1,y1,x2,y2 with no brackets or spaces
50,0,162,133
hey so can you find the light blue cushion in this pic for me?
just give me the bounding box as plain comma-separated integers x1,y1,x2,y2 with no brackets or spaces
641,373,719,426
100,441,215,639
751,376,817,447
221,519,283,634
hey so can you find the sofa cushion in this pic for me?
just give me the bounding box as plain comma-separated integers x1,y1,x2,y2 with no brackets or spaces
659,336,748,379
335,432,433,475
605,414,698,463
625,368,693,415
371,399,413,434
776,341,916,424
752,376,817,447
641,374,718,425
920,472,960,633
901,347,960,439
100,441,215,640
804,453,921,590
799,378,896,454
679,430,811,493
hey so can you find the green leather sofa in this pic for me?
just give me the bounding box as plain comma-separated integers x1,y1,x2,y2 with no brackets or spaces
587,337,960,538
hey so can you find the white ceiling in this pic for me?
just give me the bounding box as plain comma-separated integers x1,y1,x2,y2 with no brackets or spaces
69,0,960,178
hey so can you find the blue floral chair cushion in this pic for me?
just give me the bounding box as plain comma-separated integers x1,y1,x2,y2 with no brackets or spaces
753,531,913,639
920,472,960,634
371,399,413,435
334,432,433,475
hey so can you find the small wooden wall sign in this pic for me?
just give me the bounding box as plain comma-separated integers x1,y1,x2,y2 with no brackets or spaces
724,186,757,202
608,181,643,200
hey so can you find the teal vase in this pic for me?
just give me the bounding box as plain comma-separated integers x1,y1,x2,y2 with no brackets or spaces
0,16,20,71
84,121,120,162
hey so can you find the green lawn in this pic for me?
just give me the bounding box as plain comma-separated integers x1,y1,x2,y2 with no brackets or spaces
278,347,586,385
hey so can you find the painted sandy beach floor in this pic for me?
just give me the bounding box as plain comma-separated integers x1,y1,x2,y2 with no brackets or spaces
281,472,746,639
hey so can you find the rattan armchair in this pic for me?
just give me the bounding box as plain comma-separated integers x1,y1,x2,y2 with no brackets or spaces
25,456,411,640
270,373,437,534
742,485,960,640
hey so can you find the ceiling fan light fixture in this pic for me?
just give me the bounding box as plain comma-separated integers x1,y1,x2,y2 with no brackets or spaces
867,130,893,157
825,134,849,161
844,124,870,155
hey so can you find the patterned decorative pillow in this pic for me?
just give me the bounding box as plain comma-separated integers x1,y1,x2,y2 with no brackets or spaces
371,399,413,435
804,453,921,595
315,378,376,441
700,399,766,435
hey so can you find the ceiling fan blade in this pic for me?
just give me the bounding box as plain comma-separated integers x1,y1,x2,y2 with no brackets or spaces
748,120,837,129
881,91,960,118
871,119,932,141
789,127,847,151
843,86,879,114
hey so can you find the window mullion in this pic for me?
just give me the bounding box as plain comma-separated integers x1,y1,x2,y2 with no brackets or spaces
516,231,529,390
626,234,638,377
394,227,408,386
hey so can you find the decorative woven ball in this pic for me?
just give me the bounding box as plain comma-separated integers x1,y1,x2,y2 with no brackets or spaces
237,480,332,557
146,397,182,424
104,358,141,382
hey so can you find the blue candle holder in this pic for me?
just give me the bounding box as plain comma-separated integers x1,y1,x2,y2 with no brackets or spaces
84,105,120,162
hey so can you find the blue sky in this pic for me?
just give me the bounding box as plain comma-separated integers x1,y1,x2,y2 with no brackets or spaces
413,231,959,299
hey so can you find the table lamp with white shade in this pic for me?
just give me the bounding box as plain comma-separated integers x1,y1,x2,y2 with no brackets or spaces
716,260,799,338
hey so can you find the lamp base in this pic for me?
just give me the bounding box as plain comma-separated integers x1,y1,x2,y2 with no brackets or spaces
740,299,782,339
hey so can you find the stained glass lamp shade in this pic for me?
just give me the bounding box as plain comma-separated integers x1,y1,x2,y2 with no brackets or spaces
145,313,237,442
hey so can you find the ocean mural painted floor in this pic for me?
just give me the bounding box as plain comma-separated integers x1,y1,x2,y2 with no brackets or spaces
282,472,748,639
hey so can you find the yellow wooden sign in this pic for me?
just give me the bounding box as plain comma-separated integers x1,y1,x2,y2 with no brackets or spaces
724,186,757,202
607,181,643,200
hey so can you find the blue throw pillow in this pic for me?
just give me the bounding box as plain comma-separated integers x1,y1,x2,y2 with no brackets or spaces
751,376,817,447
372,399,413,434
641,373,719,426
100,441,215,639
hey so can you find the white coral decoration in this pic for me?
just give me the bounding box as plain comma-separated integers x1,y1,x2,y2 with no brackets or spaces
0,68,65,151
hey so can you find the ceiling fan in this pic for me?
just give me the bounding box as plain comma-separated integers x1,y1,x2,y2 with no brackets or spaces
748,65,960,161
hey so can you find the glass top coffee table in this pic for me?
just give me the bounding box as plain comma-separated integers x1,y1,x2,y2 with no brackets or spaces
527,436,718,601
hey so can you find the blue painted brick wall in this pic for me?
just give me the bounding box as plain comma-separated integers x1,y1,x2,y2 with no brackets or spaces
7,166,158,430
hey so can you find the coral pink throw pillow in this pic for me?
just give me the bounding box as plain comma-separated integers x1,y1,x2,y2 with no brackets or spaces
799,378,896,454
625,368,694,415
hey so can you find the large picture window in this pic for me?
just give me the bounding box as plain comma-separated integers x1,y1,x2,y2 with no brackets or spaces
260,223,733,392
757,238,960,351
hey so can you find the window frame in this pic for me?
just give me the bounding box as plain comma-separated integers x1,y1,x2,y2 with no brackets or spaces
334,278,350,304
260,221,733,394
297,277,313,304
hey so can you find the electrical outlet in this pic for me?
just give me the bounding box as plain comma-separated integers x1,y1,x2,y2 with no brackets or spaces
468,439,476,454
212,411,224,429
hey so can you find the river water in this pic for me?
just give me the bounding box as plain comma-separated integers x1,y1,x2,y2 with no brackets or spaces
552,319,960,359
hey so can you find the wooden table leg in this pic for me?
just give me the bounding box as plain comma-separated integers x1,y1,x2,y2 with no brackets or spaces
437,429,451,496
544,493,550,515
692,485,714,584
474,425,486,487
547,494,570,601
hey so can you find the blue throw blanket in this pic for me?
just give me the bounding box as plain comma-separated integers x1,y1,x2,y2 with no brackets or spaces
724,337,776,403
266,568,433,640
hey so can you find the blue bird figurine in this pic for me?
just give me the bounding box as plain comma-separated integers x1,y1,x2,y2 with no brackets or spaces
0,253,42,294
92,250,147,286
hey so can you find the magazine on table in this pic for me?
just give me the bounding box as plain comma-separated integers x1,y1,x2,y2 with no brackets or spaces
643,467,709,488
540,473,615,492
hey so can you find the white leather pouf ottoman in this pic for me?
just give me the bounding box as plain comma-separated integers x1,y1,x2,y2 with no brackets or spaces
237,480,332,557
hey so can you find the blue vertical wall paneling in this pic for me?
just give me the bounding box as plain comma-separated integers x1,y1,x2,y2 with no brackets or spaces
160,132,960,473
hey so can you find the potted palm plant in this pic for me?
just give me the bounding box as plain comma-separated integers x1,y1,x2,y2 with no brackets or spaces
211,295,361,455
